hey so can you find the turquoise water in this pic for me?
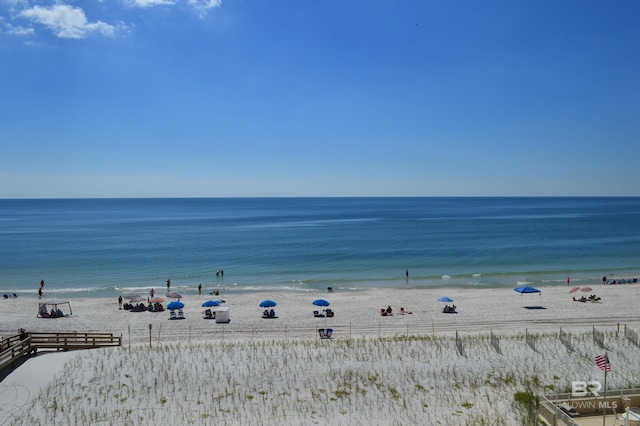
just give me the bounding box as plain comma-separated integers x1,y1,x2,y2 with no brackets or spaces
1,197,639,298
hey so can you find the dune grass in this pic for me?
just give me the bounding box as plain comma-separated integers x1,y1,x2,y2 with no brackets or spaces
12,328,640,425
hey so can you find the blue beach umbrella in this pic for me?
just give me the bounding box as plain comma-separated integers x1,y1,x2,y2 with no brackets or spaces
167,301,184,310
259,300,277,308
213,299,226,304
312,299,330,307
437,297,453,303
202,300,220,308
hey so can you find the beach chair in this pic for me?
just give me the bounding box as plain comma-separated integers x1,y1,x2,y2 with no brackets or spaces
325,309,334,317
318,328,333,339
204,309,213,319
380,308,387,316
169,310,176,320
178,309,185,319
313,310,325,317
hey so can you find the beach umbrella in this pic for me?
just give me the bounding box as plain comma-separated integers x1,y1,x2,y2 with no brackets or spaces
150,297,164,304
569,286,581,293
166,292,182,299
437,297,453,303
167,301,184,310
130,296,146,303
312,299,331,328
124,293,140,299
213,299,226,304
259,300,277,308
580,286,593,292
202,300,220,308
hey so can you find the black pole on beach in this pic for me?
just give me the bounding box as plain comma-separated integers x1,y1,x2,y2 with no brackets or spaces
148,324,152,348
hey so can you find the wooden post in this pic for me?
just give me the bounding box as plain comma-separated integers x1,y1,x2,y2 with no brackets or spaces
148,324,152,348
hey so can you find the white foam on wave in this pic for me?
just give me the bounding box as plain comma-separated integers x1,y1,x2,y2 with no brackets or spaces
442,275,450,280
472,273,481,277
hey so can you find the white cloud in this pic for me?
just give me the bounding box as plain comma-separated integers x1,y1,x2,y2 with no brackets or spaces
188,0,222,10
5,22,34,36
130,0,221,15
19,4,118,39
188,0,222,17
131,0,175,8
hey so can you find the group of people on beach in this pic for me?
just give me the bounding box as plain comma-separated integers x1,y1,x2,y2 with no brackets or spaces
572,294,601,303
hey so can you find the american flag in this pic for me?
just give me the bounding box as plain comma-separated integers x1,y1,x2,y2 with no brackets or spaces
595,354,611,372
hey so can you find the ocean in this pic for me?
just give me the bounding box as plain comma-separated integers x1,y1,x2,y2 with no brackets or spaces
1,197,639,299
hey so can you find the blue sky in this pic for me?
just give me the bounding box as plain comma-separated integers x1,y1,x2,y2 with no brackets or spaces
1,1,639,198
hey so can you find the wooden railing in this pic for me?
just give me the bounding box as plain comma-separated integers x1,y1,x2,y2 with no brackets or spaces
0,336,32,371
0,331,121,372
28,332,121,351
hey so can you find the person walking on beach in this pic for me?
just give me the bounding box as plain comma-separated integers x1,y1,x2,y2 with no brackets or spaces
150,288,155,298
118,295,123,309
38,287,42,299
166,279,171,290
40,280,45,289
198,283,202,295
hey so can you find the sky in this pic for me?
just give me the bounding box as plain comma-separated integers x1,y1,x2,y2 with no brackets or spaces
1,1,639,198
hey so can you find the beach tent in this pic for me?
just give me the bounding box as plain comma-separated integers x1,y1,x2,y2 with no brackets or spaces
514,286,541,294
514,286,544,309
37,300,72,318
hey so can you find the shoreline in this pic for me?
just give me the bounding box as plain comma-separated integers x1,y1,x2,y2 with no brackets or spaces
3,270,638,302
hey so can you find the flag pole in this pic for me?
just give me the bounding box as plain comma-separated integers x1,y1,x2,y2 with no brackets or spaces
602,352,608,426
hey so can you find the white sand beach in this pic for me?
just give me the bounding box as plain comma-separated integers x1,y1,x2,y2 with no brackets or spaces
2,283,640,424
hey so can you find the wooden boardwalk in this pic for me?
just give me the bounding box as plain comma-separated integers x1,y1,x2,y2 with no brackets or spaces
0,331,121,372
